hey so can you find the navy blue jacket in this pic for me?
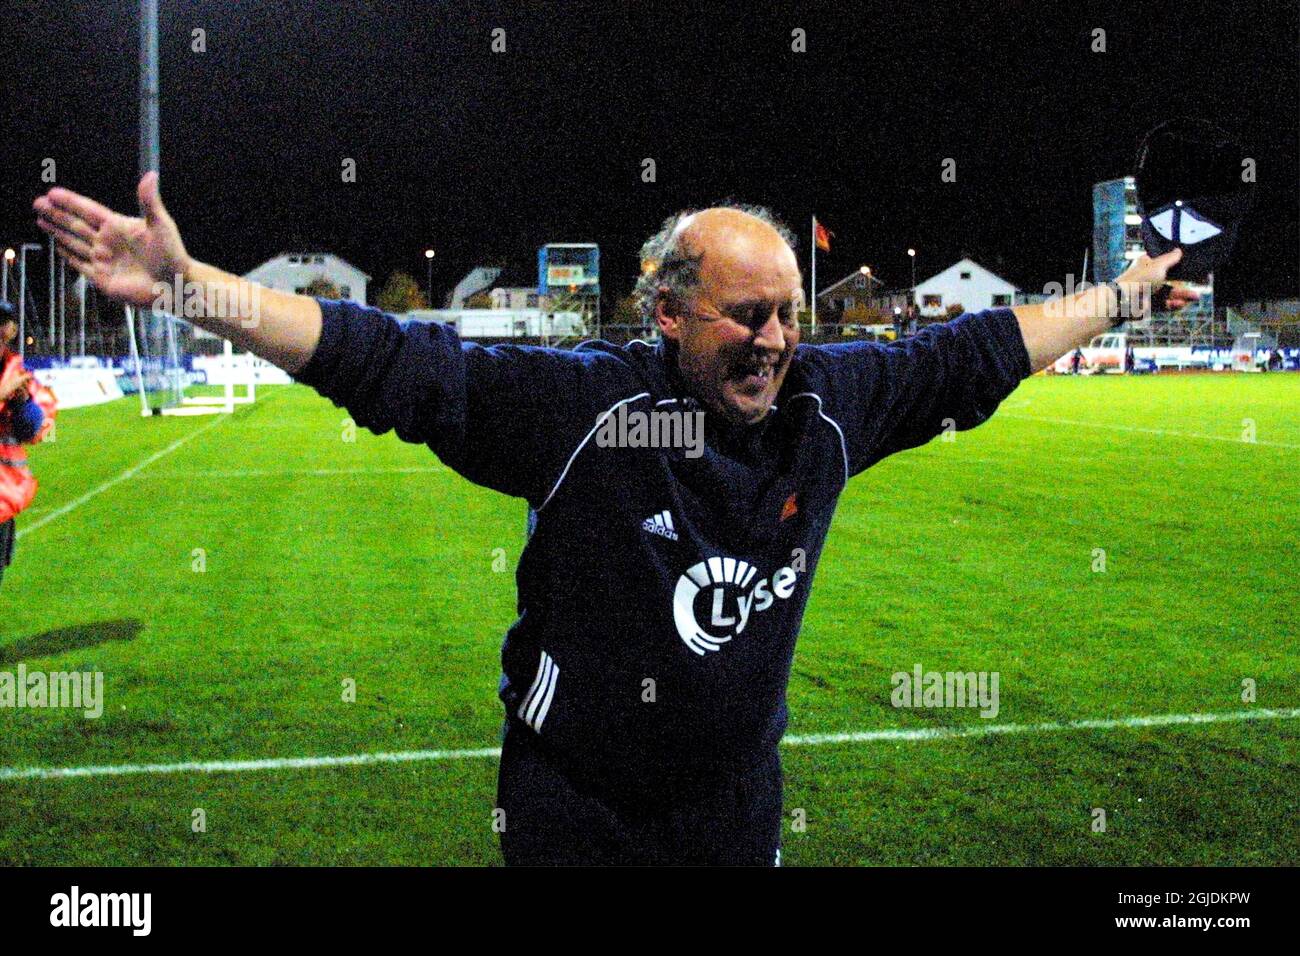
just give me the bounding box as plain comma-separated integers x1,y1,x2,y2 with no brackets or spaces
2,390,44,444
296,300,1031,797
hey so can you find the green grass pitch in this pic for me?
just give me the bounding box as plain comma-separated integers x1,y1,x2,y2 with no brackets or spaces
1,371,1296,865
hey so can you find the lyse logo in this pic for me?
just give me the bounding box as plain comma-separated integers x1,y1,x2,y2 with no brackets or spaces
50,886,152,936
672,556,800,655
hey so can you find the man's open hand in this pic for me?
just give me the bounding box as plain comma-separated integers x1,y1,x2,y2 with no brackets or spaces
33,171,191,310
1114,248,1201,315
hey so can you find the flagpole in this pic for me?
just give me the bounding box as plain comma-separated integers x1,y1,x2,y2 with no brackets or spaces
811,215,817,338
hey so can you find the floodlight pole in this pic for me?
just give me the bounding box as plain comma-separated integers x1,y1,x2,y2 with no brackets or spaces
59,255,66,361
79,275,86,357
132,0,161,391
48,234,55,343
140,0,159,182
810,216,817,337
18,243,42,359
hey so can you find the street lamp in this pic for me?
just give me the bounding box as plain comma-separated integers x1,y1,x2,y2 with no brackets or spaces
424,248,435,307
2,248,14,303
17,243,42,358
907,248,917,308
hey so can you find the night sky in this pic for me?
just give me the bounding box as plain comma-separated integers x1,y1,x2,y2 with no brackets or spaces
2,0,1297,308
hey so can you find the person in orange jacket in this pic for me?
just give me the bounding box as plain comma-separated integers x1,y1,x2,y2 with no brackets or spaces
0,299,57,588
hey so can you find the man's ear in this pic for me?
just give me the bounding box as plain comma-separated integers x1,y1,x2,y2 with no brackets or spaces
655,294,683,342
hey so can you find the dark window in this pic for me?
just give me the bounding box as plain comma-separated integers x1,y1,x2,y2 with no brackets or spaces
960,271,972,280
992,294,1011,307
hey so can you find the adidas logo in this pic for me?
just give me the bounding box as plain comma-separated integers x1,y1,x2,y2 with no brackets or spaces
642,510,679,541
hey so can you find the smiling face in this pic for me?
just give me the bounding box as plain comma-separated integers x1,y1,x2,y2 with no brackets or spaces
655,209,803,425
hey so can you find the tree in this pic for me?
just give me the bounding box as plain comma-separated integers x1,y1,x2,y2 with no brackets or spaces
302,276,342,299
944,303,965,321
610,292,641,328
375,271,428,314
464,291,492,309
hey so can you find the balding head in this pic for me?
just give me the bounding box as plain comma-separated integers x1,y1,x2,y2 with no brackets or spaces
673,205,791,255
636,204,799,323
635,204,803,424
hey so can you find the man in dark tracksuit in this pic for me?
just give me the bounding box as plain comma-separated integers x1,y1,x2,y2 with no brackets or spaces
36,178,1197,865
291,213,1030,865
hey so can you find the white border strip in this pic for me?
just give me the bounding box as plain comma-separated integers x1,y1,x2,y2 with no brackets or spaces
2,707,1295,782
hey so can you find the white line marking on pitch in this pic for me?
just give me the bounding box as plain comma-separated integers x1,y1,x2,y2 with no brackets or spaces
781,706,1300,745
16,416,228,540
2,708,1296,782
142,465,445,479
1000,413,1300,450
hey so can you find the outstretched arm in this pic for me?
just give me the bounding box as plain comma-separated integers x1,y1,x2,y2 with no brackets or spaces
34,173,322,373
1012,248,1198,371
33,174,638,506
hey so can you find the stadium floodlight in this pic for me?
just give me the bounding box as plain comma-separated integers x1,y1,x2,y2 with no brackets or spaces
2,248,14,303
17,243,41,358
907,248,917,307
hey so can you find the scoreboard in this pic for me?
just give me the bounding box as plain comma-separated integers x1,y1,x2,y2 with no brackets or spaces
538,244,600,296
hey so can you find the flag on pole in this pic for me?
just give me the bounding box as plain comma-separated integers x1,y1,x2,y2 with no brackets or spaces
814,218,833,253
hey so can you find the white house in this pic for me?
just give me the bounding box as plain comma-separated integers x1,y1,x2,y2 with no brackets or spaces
243,253,370,304
914,258,1018,318
816,269,885,313
489,286,541,310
